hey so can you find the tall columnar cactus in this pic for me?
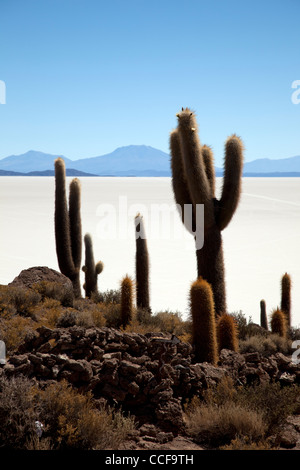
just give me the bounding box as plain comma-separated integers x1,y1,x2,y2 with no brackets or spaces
270,308,287,338
260,299,268,330
54,158,82,298
135,213,150,312
121,275,134,328
216,313,239,353
281,273,291,327
82,233,104,298
189,277,218,365
170,108,244,316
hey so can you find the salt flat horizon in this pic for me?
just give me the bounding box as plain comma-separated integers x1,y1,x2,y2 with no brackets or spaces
0,176,299,328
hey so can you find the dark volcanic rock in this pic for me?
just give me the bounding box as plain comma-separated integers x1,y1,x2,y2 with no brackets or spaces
2,326,300,437
9,266,74,305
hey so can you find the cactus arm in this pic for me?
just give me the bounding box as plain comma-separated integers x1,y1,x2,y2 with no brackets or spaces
54,158,76,276
170,129,196,233
176,108,215,228
96,261,104,275
69,178,82,270
217,134,244,231
202,145,216,198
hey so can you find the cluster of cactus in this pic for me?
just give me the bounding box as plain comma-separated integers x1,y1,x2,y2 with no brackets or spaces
170,108,244,316
189,278,238,364
260,273,292,335
82,233,104,298
54,158,103,298
54,158,82,298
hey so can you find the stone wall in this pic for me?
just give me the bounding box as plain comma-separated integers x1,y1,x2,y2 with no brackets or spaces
1,325,300,435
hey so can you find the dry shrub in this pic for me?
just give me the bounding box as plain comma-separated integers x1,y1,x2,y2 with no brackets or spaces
32,280,74,307
235,381,300,434
101,302,122,328
56,309,77,327
0,376,40,449
202,376,238,406
239,333,292,356
149,310,190,337
220,436,276,450
0,315,35,352
184,402,266,448
0,376,135,450
185,377,300,448
32,298,63,328
36,380,135,449
0,285,41,317
93,289,121,304
55,299,106,328
231,311,269,341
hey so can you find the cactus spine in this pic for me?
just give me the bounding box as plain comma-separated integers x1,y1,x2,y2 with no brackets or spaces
54,158,82,298
189,277,218,365
82,233,104,298
260,299,268,330
170,109,244,316
270,308,287,338
135,213,150,312
121,275,134,328
281,273,291,327
217,313,239,353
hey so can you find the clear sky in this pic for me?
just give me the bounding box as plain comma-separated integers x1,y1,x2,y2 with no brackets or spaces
0,0,300,166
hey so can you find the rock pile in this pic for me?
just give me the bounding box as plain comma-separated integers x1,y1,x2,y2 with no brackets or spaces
1,325,300,435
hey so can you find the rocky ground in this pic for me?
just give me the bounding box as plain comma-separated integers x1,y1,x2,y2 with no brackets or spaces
1,323,300,450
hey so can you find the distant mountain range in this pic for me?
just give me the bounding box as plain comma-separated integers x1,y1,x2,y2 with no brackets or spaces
0,146,300,177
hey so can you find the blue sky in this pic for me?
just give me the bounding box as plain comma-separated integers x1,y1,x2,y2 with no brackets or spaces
0,0,300,166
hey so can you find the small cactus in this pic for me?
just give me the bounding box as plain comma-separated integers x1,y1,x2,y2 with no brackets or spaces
189,277,218,365
260,300,268,330
135,213,150,312
82,233,104,298
54,158,82,298
217,313,239,353
281,273,291,327
121,275,134,328
270,308,287,338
